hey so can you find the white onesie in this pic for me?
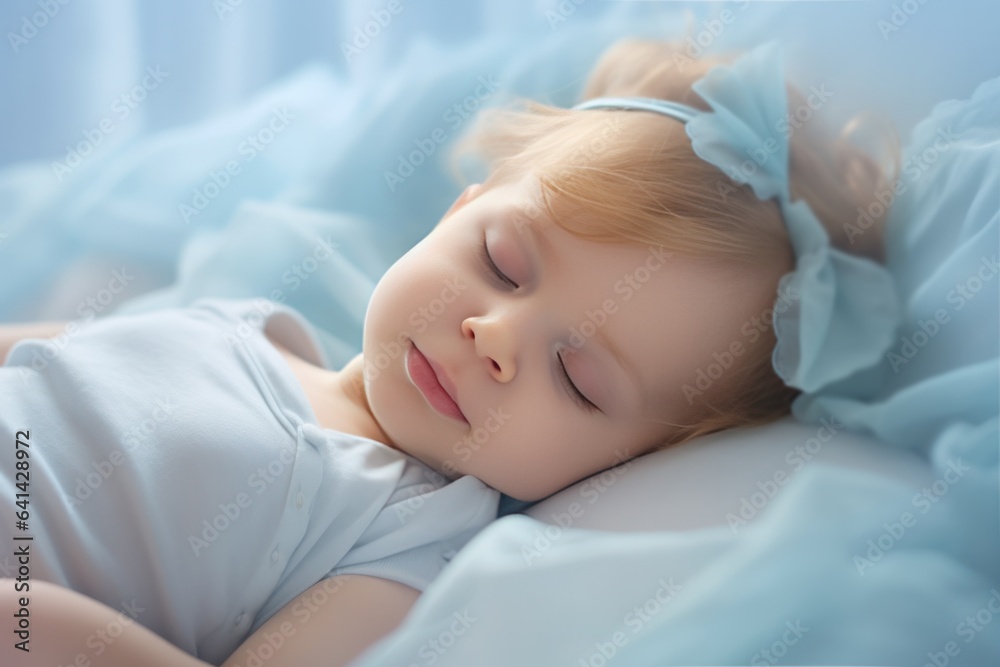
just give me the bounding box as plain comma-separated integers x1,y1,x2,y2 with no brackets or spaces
0,297,499,664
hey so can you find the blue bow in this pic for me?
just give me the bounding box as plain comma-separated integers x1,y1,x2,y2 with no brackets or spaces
576,40,901,393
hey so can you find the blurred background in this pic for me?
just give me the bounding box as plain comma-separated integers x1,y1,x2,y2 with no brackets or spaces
0,0,997,325
3,0,998,168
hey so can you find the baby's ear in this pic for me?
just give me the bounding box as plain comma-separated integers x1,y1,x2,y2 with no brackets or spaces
442,183,483,220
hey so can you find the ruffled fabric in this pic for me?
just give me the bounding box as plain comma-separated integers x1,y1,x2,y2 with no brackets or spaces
792,72,1000,457
353,73,999,667
685,40,902,393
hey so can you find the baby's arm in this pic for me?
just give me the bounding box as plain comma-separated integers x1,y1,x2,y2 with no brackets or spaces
0,321,70,365
220,574,420,667
2,575,418,667
1,578,211,667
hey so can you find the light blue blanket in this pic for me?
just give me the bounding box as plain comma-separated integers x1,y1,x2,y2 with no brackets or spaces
1,1,997,665
355,73,1000,667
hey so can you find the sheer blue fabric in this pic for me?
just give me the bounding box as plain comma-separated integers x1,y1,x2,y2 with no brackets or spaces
687,41,903,393
354,39,1000,667
573,41,903,394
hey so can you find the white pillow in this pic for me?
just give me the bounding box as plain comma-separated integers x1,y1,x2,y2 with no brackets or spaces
525,416,932,533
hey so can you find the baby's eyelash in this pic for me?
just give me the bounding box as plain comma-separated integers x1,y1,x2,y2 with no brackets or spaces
479,234,596,414
558,351,599,413
479,236,518,289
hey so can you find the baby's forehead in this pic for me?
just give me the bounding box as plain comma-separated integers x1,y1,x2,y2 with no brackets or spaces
483,174,548,217
493,182,597,241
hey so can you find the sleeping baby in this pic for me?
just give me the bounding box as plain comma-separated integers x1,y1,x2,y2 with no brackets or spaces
0,36,897,667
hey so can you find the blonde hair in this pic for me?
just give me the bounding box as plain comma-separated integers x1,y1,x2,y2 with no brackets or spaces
445,37,901,454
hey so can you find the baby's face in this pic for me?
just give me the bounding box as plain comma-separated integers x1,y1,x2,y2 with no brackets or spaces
362,172,777,501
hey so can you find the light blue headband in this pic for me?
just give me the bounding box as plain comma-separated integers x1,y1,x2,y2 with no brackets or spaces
573,40,900,394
